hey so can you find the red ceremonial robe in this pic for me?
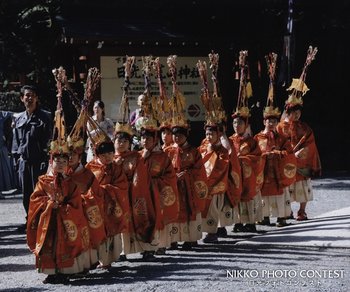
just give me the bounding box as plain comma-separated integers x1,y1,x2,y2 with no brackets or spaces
85,160,129,237
255,131,297,196
277,120,321,181
140,148,180,230
27,174,90,270
114,151,156,242
69,165,106,248
229,134,263,202
164,142,208,222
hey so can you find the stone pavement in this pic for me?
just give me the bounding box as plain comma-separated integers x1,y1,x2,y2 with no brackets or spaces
236,207,350,249
1,176,350,291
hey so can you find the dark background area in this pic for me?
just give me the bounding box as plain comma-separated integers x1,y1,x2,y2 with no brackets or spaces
1,0,349,172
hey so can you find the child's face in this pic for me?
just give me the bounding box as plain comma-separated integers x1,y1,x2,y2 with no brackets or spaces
52,156,68,173
161,129,173,145
141,135,156,150
114,137,130,153
98,152,114,165
287,110,301,122
173,132,187,146
264,118,278,132
233,118,246,135
68,151,80,167
205,129,219,145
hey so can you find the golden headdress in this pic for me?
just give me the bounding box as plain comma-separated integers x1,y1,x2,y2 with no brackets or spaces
115,55,135,136
153,57,172,130
285,46,318,109
134,56,159,132
68,67,102,152
263,52,281,119
197,51,226,128
50,67,69,156
167,55,188,129
232,50,253,120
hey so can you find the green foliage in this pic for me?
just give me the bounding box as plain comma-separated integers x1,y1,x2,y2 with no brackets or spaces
0,91,23,111
0,0,62,111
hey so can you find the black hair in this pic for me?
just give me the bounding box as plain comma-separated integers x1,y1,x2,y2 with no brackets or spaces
233,116,248,125
95,141,115,155
285,104,303,114
52,153,69,160
20,85,39,96
115,132,133,143
140,129,158,139
171,126,189,137
160,126,172,133
204,125,219,132
264,116,279,122
94,100,105,118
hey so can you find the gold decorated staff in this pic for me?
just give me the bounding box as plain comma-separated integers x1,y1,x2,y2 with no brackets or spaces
141,55,156,119
68,67,102,149
167,55,187,128
197,51,226,126
232,50,252,120
263,52,281,118
119,56,135,123
153,57,171,127
51,67,68,154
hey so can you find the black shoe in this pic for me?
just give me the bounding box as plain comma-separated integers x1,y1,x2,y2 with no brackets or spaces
233,223,244,232
119,254,127,261
155,247,166,255
203,233,218,243
257,217,270,226
168,242,178,250
276,217,288,227
181,242,193,251
216,227,228,238
142,251,155,260
244,224,257,233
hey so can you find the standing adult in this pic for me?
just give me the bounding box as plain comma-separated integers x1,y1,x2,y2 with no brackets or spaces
0,110,16,195
12,85,52,229
86,100,114,162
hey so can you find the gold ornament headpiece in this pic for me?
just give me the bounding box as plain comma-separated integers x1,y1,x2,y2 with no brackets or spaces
114,122,134,136
285,46,318,109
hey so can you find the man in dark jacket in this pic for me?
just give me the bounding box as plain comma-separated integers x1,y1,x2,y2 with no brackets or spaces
12,85,52,231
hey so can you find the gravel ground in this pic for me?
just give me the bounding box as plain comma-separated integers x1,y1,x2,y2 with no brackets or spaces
1,175,349,292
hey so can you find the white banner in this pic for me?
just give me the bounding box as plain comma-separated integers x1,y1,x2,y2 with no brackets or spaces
100,56,212,122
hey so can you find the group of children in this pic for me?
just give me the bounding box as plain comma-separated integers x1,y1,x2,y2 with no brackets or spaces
25,103,320,284
25,51,321,284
